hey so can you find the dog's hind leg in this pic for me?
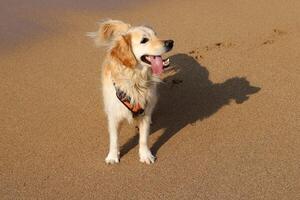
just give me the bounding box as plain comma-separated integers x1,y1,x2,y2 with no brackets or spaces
105,116,121,164
139,116,155,164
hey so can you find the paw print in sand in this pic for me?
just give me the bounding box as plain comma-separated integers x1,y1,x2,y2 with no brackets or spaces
261,29,287,46
188,41,235,60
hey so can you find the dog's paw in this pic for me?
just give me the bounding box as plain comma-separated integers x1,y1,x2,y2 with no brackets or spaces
105,153,119,164
139,148,155,164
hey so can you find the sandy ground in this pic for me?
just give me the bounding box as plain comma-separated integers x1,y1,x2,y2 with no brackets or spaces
1,0,300,199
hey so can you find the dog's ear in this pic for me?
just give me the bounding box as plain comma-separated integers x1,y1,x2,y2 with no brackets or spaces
111,34,137,68
87,19,131,46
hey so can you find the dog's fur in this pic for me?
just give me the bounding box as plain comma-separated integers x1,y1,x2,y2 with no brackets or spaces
88,19,173,164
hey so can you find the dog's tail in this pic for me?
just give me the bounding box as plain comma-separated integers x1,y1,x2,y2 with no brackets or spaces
86,19,131,47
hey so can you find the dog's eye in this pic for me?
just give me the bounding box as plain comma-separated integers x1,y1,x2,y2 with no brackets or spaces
140,38,149,44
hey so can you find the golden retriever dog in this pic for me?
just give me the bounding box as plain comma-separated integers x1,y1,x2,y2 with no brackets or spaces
88,19,174,164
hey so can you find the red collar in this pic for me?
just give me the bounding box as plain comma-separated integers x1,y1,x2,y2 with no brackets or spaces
114,83,145,117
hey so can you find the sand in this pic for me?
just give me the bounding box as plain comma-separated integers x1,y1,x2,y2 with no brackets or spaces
1,0,299,199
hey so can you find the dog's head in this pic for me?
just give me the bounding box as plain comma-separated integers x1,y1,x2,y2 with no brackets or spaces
88,19,174,75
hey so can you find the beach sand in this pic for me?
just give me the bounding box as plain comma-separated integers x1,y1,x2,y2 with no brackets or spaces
1,0,299,199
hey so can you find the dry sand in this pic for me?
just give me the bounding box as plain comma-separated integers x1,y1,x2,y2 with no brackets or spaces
1,0,300,199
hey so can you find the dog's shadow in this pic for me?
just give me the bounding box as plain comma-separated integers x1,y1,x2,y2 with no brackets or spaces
121,53,261,157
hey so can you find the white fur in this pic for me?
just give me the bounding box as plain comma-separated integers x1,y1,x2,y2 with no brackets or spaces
103,76,158,164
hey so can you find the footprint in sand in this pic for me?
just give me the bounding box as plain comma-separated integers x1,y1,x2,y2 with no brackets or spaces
188,49,204,60
262,40,275,45
205,41,235,51
188,49,203,60
261,28,287,46
273,29,287,36
188,41,235,60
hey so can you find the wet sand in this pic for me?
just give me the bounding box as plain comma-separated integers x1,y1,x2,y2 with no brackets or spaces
1,0,299,199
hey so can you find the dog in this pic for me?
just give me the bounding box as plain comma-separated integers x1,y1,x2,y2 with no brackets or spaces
88,19,174,164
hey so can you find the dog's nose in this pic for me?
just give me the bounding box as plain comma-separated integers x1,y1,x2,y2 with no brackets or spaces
164,40,174,50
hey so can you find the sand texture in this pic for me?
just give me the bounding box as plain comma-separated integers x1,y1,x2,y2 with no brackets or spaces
1,0,300,199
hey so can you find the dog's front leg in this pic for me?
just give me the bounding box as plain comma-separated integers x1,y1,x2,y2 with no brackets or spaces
105,116,120,164
139,116,155,164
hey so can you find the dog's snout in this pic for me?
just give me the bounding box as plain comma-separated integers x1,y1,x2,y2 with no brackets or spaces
164,40,174,51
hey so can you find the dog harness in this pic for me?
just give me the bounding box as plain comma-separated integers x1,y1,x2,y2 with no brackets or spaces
113,83,145,117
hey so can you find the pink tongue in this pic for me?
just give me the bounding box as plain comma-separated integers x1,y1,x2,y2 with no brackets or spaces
149,56,163,75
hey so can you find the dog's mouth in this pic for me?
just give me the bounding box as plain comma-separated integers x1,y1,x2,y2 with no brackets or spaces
141,55,170,75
